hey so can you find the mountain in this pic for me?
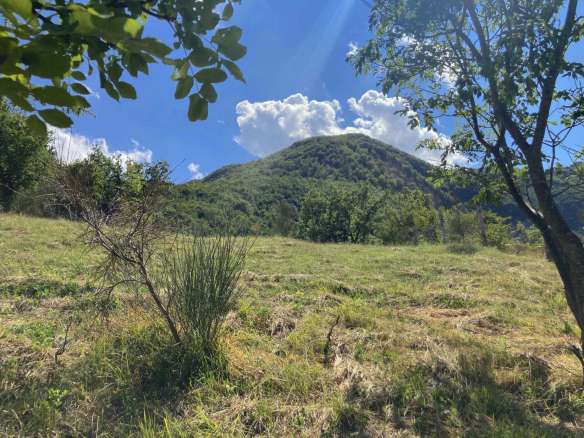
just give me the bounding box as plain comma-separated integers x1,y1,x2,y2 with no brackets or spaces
168,133,582,234
168,134,465,231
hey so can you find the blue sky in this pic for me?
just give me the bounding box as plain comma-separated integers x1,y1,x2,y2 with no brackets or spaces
56,0,583,182
61,0,392,182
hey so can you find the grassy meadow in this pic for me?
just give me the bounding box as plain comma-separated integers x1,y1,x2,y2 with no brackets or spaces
2,213,584,436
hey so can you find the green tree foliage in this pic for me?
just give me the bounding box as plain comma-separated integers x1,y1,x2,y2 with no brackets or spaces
66,149,124,215
376,190,439,245
481,212,512,249
0,0,245,135
0,101,51,210
298,183,517,248
173,134,463,234
298,183,384,243
443,209,478,243
270,201,297,236
57,149,170,218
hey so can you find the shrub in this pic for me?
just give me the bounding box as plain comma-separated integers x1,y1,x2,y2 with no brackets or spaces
447,241,479,255
160,234,252,354
376,189,439,245
443,209,478,243
298,182,383,243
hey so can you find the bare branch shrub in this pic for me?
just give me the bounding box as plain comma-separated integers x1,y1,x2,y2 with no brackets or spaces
57,164,182,344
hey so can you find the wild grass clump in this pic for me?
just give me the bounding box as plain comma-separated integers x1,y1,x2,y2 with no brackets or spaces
386,351,583,436
160,234,252,355
324,398,369,437
80,324,227,397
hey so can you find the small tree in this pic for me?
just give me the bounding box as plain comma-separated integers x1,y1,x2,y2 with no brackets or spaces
58,160,184,343
270,201,298,236
298,183,383,243
376,189,439,245
0,101,52,210
444,209,477,243
58,159,250,353
351,0,584,379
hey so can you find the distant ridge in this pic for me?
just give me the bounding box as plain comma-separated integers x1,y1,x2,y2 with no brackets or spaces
170,134,462,231
170,134,582,233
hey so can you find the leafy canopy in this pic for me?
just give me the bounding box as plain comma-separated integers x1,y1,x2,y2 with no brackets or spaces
0,100,51,210
350,0,584,203
298,182,384,244
0,0,246,136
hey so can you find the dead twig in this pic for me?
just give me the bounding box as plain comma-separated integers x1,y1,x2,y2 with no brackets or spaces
323,315,341,367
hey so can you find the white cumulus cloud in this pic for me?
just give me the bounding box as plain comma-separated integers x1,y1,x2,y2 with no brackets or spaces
235,94,344,158
235,90,458,164
187,163,205,180
50,128,153,167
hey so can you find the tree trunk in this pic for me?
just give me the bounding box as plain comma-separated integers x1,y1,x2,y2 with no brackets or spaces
544,241,553,261
477,208,488,246
140,265,182,345
541,226,584,330
525,153,584,376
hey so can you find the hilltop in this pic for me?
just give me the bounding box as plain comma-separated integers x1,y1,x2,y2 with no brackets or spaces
170,134,465,231
168,134,582,234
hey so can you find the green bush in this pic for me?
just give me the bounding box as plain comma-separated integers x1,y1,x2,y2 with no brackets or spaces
160,235,252,354
376,189,439,245
298,182,383,243
447,241,479,255
443,208,478,243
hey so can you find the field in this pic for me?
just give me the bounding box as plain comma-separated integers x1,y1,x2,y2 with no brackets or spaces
2,213,584,437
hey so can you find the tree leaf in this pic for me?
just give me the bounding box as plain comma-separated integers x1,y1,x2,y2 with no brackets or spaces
222,3,234,20
39,109,73,128
212,26,246,61
188,94,208,121
200,83,217,103
189,48,218,68
0,0,33,19
126,53,149,77
127,38,172,58
116,81,137,99
102,80,120,101
175,77,194,100
0,77,27,96
123,18,142,38
212,26,243,47
26,115,47,137
72,95,91,110
31,86,77,107
22,51,70,79
9,94,34,112
107,62,123,83
195,68,227,84
71,83,90,95
222,60,245,82
70,7,97,35
171,61,189,81
71,71,86,81
218,42,246,61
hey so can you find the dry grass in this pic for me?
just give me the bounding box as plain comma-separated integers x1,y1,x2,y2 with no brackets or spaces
1,213,584,436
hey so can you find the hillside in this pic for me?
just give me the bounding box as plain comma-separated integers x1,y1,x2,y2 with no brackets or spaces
169,134,583,234
2,214,584,436
170,134,465,231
